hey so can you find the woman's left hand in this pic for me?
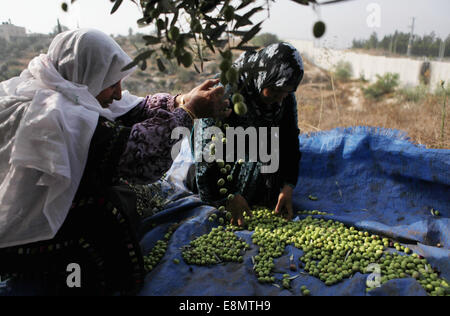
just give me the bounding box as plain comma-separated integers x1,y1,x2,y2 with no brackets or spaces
275,185,294,221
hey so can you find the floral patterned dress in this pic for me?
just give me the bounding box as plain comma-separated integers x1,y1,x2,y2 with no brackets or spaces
194,43,304,209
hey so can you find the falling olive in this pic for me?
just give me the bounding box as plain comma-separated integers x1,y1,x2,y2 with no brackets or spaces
232,93,244,104
168,26,180,41
220,59,232,72
313,21,326,38
234,102,248,116
226,68,238,84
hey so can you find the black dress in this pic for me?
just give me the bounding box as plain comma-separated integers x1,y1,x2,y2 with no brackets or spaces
0,94,192,296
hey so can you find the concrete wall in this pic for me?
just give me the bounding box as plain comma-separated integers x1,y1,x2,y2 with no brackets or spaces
288,39,450,91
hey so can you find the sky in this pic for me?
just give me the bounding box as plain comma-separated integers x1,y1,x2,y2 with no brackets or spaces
0,0,449,49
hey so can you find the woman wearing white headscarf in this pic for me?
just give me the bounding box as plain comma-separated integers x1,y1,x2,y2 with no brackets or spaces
0,28,229,295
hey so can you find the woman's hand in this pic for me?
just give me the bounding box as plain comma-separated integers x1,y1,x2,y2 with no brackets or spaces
226,193,252,226
275,185,294,220
180,79,231,119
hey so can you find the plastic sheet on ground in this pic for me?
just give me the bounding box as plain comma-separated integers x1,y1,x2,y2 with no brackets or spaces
2,127,449,296
138,127,449,296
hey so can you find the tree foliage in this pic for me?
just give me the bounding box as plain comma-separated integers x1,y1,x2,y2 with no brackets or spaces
362,73,400,100
61,0,351,76
353,31,450,58
250,32,280,47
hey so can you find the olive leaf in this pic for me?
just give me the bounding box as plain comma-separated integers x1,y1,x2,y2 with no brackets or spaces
236,0,254,10
208,24,227,41
156,58,166,72
233,14,253,29
242,7,264,20
122,60,139,71
232,45,260,51
140,59,147,71
290,0,311,5
62,0,348,72
202,14,220,27
193,62,201,73
122,49,155,71
170,10,179,28
199,0,219,13
237,21,263,48
160,0,177,13
110,0,123,14
143,35,161,45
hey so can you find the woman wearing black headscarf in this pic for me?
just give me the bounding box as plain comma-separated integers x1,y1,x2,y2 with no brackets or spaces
194,42,304,226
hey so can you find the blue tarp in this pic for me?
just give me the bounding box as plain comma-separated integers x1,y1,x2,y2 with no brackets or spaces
137,127,449,296
2,127,449,296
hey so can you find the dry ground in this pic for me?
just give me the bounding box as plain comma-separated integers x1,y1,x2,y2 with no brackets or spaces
295,59,449,149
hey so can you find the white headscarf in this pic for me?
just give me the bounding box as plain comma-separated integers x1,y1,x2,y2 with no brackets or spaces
0,28,143,248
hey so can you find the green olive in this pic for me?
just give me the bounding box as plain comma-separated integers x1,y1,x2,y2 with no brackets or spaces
216,159,225,168
180,206,447,296
226,68,239,84
223,5,235,21
232,93,244,104
313,21,326,38
168,26,180,41
179,52,193,67
233,102,247,116
190,19,202,33
220,71,228,85
156,18,165,30
220,59,232,72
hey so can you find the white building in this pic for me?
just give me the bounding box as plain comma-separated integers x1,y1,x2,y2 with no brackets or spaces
0,23,27,41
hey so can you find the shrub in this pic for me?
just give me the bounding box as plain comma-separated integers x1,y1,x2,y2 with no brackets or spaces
397,84,429,103
333,61,353,82
363,73,400,100
250,33,280,47
434,81,450,98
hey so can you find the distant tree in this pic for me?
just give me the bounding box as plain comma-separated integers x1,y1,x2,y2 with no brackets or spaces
250,33,280,47
364,32,378,50
353,31,449,58
51,20,69,36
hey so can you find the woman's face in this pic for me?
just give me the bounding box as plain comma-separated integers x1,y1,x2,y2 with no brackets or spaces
96,81,122,108
260,85,294,106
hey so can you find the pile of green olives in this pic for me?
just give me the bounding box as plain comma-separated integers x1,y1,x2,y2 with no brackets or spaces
243,207,448,296
182,226,250,265
143,224,178,272
178,206,448,296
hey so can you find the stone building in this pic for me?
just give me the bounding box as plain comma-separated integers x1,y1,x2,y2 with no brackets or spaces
0,23,27,41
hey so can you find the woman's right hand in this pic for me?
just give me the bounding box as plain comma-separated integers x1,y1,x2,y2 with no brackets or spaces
183,79,232,119
226,193,252,226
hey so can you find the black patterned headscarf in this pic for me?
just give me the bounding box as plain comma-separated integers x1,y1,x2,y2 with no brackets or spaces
232,42,304,123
